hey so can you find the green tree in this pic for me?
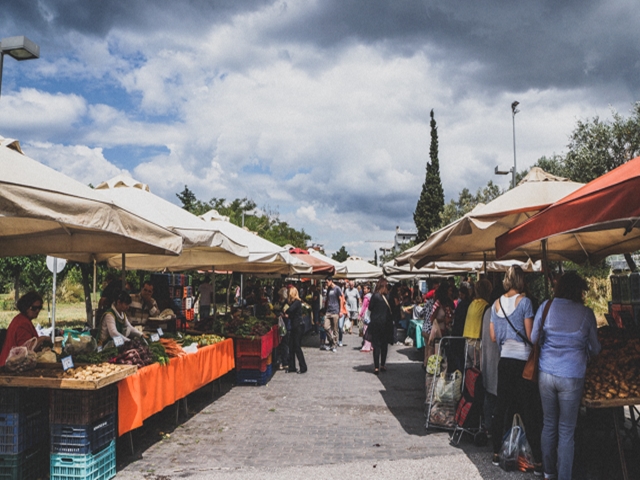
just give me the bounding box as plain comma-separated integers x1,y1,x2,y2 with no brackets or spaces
331,246,349,262
176,186,209,215
373,250,378,266
414,109,445,242
439,181,502,226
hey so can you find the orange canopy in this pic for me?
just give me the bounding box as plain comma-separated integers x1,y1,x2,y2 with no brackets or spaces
496,157,640,263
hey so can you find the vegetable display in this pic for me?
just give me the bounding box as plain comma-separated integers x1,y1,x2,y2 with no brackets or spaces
212,313,275,339
63,363,125,381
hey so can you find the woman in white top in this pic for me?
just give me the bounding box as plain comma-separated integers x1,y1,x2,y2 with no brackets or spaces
489,266,543,475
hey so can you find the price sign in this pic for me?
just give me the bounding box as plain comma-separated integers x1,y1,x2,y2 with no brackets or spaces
113,336,125,347
151,333,160,342
61,356,74,371
97,345,103,353
157,328,164,337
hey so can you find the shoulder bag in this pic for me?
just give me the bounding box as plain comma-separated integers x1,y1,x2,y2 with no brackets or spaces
522,299,553,383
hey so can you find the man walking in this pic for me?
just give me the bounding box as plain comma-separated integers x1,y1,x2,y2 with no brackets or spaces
323,277,342,352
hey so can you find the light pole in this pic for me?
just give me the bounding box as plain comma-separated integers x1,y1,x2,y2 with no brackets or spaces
0,36,40,100
494,100,519,189
511,101,520,189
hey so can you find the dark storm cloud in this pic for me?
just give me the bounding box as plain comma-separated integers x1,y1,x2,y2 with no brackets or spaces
1,0,275,40
266,0,640,95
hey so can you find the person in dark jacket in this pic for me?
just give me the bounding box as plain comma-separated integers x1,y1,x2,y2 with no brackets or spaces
284,286,307,374
368,279,393,374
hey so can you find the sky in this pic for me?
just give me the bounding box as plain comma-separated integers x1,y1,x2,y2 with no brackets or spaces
2,1,640,260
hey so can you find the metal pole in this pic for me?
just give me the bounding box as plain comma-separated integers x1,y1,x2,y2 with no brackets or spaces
121,254,126,289
511,101,519,189
92,259,97,328
51,258,57,342
0,53,4,100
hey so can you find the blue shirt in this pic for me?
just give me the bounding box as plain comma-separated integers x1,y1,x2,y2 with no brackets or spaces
531,298,601,379
490,295,534,360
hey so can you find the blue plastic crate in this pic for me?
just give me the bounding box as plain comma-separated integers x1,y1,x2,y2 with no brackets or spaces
0,443,48,480
50,440,115,480
235,364,273,386
0,410,48,455
51,413,116,455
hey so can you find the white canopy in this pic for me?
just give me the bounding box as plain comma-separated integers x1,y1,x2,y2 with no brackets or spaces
97,175,249,269
0,138,183,260
383,258,541,280
335,256,383,280
397,168,584,268
307,248,348,275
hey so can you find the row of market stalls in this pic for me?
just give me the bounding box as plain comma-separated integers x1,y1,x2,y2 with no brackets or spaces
392,162,640,480
0,134,394,480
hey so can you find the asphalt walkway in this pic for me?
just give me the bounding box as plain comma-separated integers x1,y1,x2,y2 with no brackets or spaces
115,333,628,480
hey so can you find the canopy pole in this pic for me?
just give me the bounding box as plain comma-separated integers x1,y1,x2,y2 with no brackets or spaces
92,259,97,328
483,252,487,276
212,268,216,322
542,239,549,299
225,272,230,314
121,254,126,290
51,258,57,342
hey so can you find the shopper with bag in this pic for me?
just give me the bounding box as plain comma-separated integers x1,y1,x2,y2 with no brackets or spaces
532,272,600,480
359,284,373,352
489,266,543,475
283,286,307,374
367,279,393,374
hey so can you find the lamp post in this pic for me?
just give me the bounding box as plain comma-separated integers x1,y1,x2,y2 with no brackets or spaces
0,36,40,100
511,101,520,189
494,100,520,189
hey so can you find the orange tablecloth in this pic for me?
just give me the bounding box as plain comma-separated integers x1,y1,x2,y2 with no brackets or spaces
118,338,235,435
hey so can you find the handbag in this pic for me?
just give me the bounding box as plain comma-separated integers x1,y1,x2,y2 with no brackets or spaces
522,299,553,383
499,413,527,472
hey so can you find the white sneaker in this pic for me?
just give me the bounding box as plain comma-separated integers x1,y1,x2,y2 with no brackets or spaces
331,348,337,353
338,341,343,347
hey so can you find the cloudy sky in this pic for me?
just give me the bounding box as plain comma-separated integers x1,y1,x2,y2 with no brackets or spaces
2,1,640,259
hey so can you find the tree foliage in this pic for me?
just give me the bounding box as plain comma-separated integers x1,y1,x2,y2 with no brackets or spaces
414,109,445,242
331,246,349,262
439,181,502,226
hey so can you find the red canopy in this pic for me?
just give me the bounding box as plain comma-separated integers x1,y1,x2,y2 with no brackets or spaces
289,252,335,275
496,157,640,263
289,247,309,254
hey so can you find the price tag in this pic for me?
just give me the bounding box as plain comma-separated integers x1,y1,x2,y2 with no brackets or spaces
151,333,160,342
61,356,74,371
113,336,125,347
97,345,103,353
157,328,164,337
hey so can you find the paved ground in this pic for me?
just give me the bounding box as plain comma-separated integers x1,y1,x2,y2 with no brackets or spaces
116,333,637,480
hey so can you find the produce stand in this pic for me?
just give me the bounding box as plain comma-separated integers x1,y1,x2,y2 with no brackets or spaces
117,338,234,435
0,364,137,390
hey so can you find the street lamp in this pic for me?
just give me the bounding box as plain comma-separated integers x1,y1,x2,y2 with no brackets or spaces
495,101,520,189
0,36,40,99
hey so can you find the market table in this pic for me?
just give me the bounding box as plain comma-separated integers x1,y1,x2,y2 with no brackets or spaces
118,338,235,435
408,319,424,349
582,397,640,480
0,364,137,389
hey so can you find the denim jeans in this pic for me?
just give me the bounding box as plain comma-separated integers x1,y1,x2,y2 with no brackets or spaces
538,371,584,480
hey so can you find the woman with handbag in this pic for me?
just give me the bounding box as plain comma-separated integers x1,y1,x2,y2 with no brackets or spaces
367,279,393,374
489,266,543,475
532,272,600,480
283,286,307,374
425,283,455,361
359,284,373,352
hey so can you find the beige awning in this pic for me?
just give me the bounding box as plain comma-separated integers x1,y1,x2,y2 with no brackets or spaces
0,138,183,260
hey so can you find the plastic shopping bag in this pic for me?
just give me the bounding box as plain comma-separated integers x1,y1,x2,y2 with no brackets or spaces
499,413,527,472
5,337,38,372
435,369,462,403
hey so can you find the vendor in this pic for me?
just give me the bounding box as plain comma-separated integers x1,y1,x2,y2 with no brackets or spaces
97,291,144,345
128,281,160,325
0,291,51,367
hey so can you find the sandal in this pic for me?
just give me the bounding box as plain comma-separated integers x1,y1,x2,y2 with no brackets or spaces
373,369,379,375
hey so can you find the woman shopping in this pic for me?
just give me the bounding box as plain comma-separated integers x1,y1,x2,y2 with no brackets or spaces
532,272,600,480
489,265,543,475
367,279,393,374
284,286,307,374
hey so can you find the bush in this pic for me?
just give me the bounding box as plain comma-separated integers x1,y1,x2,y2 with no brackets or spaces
58,277,85,303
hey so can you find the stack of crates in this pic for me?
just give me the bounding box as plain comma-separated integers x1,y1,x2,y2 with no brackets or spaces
170,274,194,322
234,331,274,386
0,388,48,480
49,386,117,480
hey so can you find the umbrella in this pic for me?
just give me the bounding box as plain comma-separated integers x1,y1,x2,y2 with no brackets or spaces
96,175,249,269
0,138,183,260
383,259,541,280
336,256,383,280
496,156,640,263
288,249,335,276
308,248,348,275
396,168,584,268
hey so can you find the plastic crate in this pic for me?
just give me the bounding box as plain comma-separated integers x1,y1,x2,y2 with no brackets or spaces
50,440,115,480
611,275,621,304
235,364,273,386
50,386,117,425
0,410,48,455
272,324,280,348
631,272,640,303
0,388,47,415
235,353,272,372
234,331,273,359
51,413,116,455
0,444,48,480
620,274,631,304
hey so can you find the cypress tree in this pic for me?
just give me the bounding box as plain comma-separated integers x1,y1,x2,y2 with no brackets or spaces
413,109,445,242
